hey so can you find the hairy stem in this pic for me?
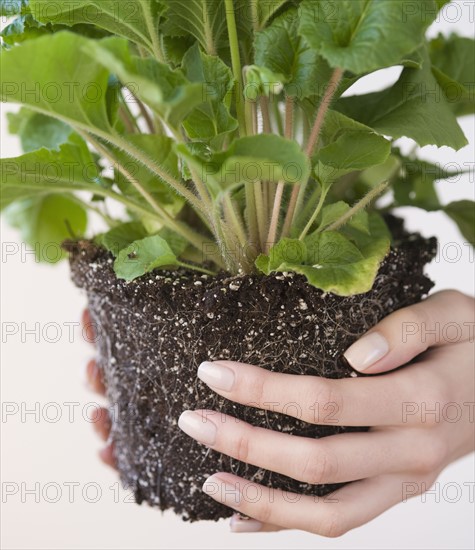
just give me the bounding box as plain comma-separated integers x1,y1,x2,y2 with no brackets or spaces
266,97,295,250
298,187,329,240
305,67,344,157
260,96,272,133
325,182,389,232
250,0,260,31
271,96,284,135
225,0,247,134
283,68,344,236
68,194,117,227
82,132,207,253
245,181,259,251
109,133,205,215
254,181,267,250
136,97,157,134
177,261,217,276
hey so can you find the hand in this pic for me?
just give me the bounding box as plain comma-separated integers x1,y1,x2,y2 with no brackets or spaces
82,310,116,469
178,290,475,536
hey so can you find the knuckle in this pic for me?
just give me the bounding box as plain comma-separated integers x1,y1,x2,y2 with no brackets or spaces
252,497,273,524
317,510,347,538
396,306,431,350
438,289,471,308
414,437,448,474
306,379,343,423
247,371,267,406
233,430,251,464
300,444,339,485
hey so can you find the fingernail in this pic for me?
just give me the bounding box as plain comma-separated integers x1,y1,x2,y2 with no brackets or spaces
202,474,241,506
230,514,263,533
344,332,389,371
178,411,217,446
86,360,98,389
198,361,235,391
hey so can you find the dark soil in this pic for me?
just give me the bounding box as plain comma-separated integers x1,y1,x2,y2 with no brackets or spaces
68,220,437,521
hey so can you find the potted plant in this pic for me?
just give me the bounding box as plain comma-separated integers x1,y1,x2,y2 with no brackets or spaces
1,0,473,522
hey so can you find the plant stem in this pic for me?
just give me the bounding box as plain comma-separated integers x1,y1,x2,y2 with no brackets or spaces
177,261,217,276
245,181,259,249
254,181,267,249
285,95,294,140
136,97,157,134
266,97,294,250
260,96,272,133
282,68,344,237
118,104,137,134
265,182,284,252
271,96,284,135
250,0,260,31
81,132,207,252
225,0,247,135
298,187,329,240
68,194,117,227
223,194,247,247
109,133,205,215
305,67,344,157
325,181,389,232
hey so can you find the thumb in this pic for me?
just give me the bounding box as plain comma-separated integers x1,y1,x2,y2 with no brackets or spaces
343,290,474,374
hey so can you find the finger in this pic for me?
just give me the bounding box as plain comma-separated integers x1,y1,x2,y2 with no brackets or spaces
90,407,111,441
344,290,475,374
197,360,437,427
99,442,116,469
179,410,427,484
230,513,286,533
86,359,106,396
82,309,97,345
203,472,419,537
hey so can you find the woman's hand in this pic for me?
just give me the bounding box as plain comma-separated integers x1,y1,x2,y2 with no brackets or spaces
178,290,475,536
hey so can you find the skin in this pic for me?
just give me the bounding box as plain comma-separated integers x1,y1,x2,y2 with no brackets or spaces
83,290,475,536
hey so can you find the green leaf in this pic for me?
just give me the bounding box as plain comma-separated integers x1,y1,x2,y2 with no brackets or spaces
337,48,468,150
220,134,311,186
7,109,72,153
256,214,390,295
317,201,369,234
156,227,189,256
29,0,165,57
4,194,87,262
392,157,447,211
177,134,311,192
0,137,103,209
114,235,179,280
299,0,437,74
244,65,286,97
430,34,475,116
181,43,238,147
254,8,330,99
318,130,391,171
256,237,307,273
0,32,113,133
162,0,227,55
83,38,204,129
0,14,51,46
444,201,475,243
95,222,149,255
236,0,289,32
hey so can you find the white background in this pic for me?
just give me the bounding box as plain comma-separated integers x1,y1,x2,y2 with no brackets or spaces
1,3,475,549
